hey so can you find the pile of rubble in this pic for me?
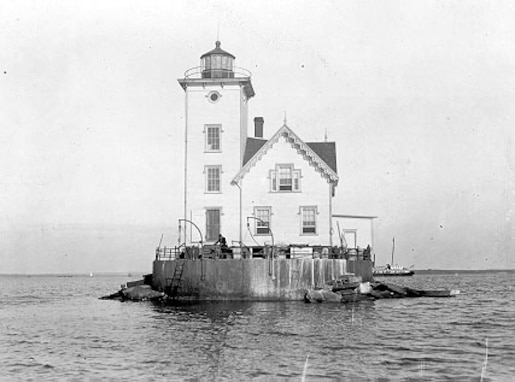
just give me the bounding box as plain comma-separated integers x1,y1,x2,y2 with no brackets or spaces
305,276,459,303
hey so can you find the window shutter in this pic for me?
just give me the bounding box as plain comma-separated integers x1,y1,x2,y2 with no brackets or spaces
293,170,300,191
270,170,277,192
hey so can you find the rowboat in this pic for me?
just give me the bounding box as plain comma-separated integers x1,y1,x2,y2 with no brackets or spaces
405,288,460,297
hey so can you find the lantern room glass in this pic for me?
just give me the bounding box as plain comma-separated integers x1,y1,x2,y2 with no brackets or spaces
202,55,234,78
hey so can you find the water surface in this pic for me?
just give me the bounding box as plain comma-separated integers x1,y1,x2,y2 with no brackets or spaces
1,272,514,381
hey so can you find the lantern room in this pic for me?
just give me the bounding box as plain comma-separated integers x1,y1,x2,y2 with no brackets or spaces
200,41,235,79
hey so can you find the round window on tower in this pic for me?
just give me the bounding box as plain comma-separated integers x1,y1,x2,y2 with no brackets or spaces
207,91,221,103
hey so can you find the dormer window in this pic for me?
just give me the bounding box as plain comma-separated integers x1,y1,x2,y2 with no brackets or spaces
205,124,221,152
270,164,301,192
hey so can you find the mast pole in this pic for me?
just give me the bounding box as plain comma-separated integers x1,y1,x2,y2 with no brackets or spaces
391,236,395,265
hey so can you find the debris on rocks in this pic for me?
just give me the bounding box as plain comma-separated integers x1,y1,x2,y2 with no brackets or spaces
304,276,460,303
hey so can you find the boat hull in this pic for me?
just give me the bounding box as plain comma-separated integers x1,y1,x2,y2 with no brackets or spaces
373,270,414,277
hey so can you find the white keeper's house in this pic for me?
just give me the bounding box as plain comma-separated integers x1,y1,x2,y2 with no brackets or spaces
178,41,374,251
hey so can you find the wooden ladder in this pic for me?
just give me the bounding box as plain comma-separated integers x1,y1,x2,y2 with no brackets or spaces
166,261,185,298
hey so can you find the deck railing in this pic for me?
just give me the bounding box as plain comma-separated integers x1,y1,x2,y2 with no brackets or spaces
155,246,182,260
154,245,372,261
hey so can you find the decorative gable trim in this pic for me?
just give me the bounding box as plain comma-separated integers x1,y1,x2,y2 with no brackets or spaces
232,124,339,185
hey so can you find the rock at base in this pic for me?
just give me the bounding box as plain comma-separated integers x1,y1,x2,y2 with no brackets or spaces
100,283,164,302
122,285,164,301
305,289,345,303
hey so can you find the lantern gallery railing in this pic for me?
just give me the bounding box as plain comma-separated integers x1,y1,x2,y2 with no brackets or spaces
183,66,252,79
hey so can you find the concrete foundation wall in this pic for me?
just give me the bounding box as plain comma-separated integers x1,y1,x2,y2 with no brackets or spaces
152,258,373,301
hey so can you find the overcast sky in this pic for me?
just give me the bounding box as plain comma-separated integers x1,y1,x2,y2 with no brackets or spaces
1,0,514,274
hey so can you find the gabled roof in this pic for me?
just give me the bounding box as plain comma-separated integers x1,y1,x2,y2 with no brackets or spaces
305,142,337,173
243,137,267,165
234,124,339,185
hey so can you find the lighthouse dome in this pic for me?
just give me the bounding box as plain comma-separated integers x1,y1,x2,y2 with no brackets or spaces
200,41,235,79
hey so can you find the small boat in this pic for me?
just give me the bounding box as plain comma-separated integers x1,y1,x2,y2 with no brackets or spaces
373,237,414,277
373,264,414,277
406,289,460,297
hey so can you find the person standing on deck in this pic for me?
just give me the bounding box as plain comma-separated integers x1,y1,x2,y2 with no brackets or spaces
215,234,228,252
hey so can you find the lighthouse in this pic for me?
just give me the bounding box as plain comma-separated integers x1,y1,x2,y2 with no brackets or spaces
151,41,374,300
178,41,255,244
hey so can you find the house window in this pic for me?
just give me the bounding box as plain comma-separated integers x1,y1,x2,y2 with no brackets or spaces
254,207,271,235
205,125,221,152
270,165,301,192
206,208,221,241
279,166,292,190
301,206,317,235
205,166,221,193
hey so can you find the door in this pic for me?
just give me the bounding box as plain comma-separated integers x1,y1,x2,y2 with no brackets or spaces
343,230,357,249
206,208,221,241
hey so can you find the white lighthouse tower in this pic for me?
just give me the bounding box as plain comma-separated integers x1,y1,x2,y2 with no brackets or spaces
178,41,255,245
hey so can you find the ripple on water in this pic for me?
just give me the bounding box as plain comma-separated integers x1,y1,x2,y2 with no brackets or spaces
1,273,515,380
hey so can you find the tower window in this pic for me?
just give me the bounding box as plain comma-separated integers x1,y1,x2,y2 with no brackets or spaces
207,91,221,103
300,206,317,235
254,207,271,235
205,165,222,193
205,125,221,152
270,165,301,192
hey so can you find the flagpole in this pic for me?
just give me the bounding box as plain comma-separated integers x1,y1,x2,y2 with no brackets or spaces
391,237,395,265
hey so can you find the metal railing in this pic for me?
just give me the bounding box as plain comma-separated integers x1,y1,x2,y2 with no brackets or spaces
154,244,372,261
155,246,182,260
183,66,252,79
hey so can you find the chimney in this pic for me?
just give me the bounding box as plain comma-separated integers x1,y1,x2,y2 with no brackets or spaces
254,117,264,138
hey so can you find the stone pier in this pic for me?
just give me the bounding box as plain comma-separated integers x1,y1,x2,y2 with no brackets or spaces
152,258,373,301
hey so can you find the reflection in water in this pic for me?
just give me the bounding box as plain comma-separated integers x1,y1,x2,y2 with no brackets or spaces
151,302,256,379
148,300,381,380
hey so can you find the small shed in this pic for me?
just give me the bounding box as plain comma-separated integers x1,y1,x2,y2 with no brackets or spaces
332,214,377,250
